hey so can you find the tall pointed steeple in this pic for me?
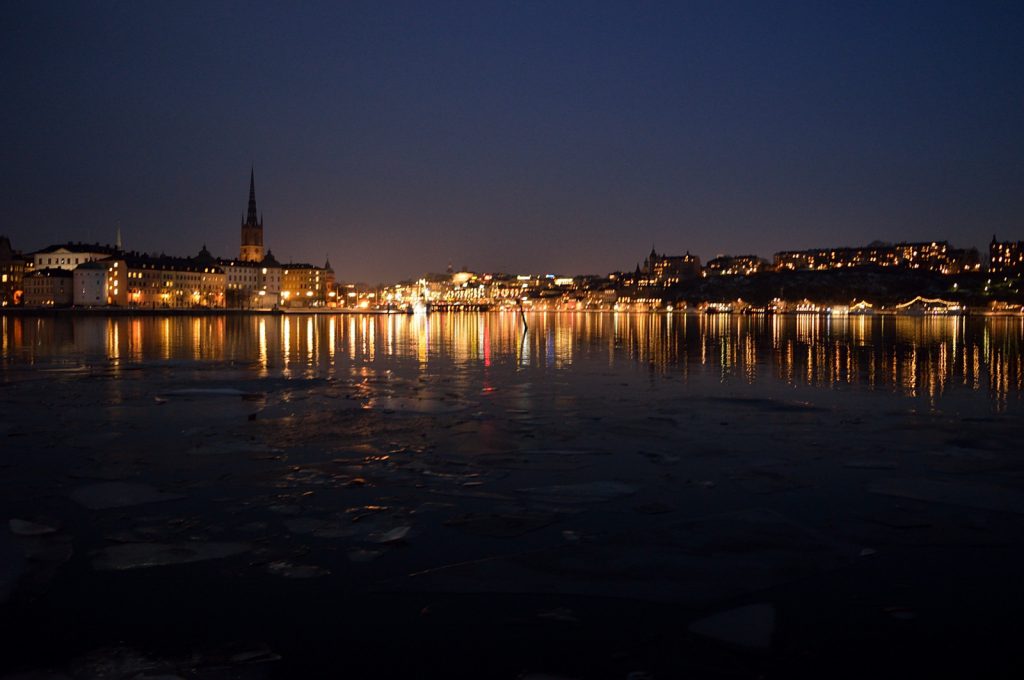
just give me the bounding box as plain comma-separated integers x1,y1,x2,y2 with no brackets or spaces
240,166,265,262
246,167,259,227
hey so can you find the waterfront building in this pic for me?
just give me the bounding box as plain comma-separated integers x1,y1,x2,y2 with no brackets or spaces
640,248,702,285
123,254,225,308
73,260,112,306
22,268,73,306
705,254,766,276
32,242,120,272
258,251,282,308
773,241,980,274
280,259,333,307
989,235,1024,274
1,235,28,306
225,170,283,307
194,244,281,310
335,281,376,308
77,253,225,308
72,255,223,308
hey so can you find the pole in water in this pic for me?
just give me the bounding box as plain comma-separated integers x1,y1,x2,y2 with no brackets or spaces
517,299,528,332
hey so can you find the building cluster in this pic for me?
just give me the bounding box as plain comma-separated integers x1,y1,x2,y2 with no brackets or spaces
378,238,1016,312
0,171,335,309
773,241,981,274
380,271,617,312
2,177,1020,313
988,235,1024,274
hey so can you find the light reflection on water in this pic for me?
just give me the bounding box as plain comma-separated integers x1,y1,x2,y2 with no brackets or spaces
2,312,1023,408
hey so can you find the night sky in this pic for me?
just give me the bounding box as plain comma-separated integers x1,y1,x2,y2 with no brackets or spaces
4,1,1022,283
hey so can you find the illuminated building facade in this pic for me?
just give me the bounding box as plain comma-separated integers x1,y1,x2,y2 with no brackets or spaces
1,235,27,306
32,242,120,271
106,254,226,308
641,248,702,285
705,254,765,276
280,259,333,307
989,235,1024,274
257,251,282,308
774,241,980,274
22,268,73,306
194,244,281,309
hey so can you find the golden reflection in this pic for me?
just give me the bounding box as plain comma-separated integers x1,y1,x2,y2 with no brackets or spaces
518,322,530,368
282,317,291,373
554,313,573,367
161,318,171,360
306,317,314,364
328,316,336,364
107,319,120,361
192,317,201,358
385,315,395,357
417,315,428,366
129,319,141,361
258,318,268,376
2,312,1023,408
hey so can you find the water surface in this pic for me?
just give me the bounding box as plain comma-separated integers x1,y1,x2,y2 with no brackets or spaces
1,312,1023,678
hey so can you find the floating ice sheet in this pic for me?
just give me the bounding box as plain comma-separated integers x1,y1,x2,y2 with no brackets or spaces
444,511,557,538
398,509,855,605
9,518,58,536
0,532,25,604
92,542,251,570
867,477,1024,514
367,397,472,414
158,388,263,398
266,561,330,579
688,603,776,649
518,481,637,504
71,482,185,510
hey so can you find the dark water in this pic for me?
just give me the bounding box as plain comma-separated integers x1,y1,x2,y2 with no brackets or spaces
1,312,1023,679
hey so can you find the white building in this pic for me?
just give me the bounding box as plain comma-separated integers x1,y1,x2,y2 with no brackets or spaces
34,243,120,272
73,260,110,306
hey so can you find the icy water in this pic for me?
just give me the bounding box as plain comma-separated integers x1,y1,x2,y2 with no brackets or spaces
2,312,1024,679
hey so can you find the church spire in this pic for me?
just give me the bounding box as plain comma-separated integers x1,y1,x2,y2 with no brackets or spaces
240,166,265,262
246,167,259,226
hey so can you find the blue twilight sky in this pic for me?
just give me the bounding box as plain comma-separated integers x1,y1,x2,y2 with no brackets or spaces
2,1,1022,282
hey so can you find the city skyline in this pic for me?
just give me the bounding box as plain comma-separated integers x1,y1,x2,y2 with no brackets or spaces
0,167,1009,284
4,2,1023,282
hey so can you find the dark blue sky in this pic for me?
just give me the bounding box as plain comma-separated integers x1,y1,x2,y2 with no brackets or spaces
3,1,1022,282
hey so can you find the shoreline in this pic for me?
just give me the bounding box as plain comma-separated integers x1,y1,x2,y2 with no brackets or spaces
2,306,1023,318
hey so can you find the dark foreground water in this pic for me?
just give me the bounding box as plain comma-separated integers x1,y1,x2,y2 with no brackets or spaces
1,312,1023,679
